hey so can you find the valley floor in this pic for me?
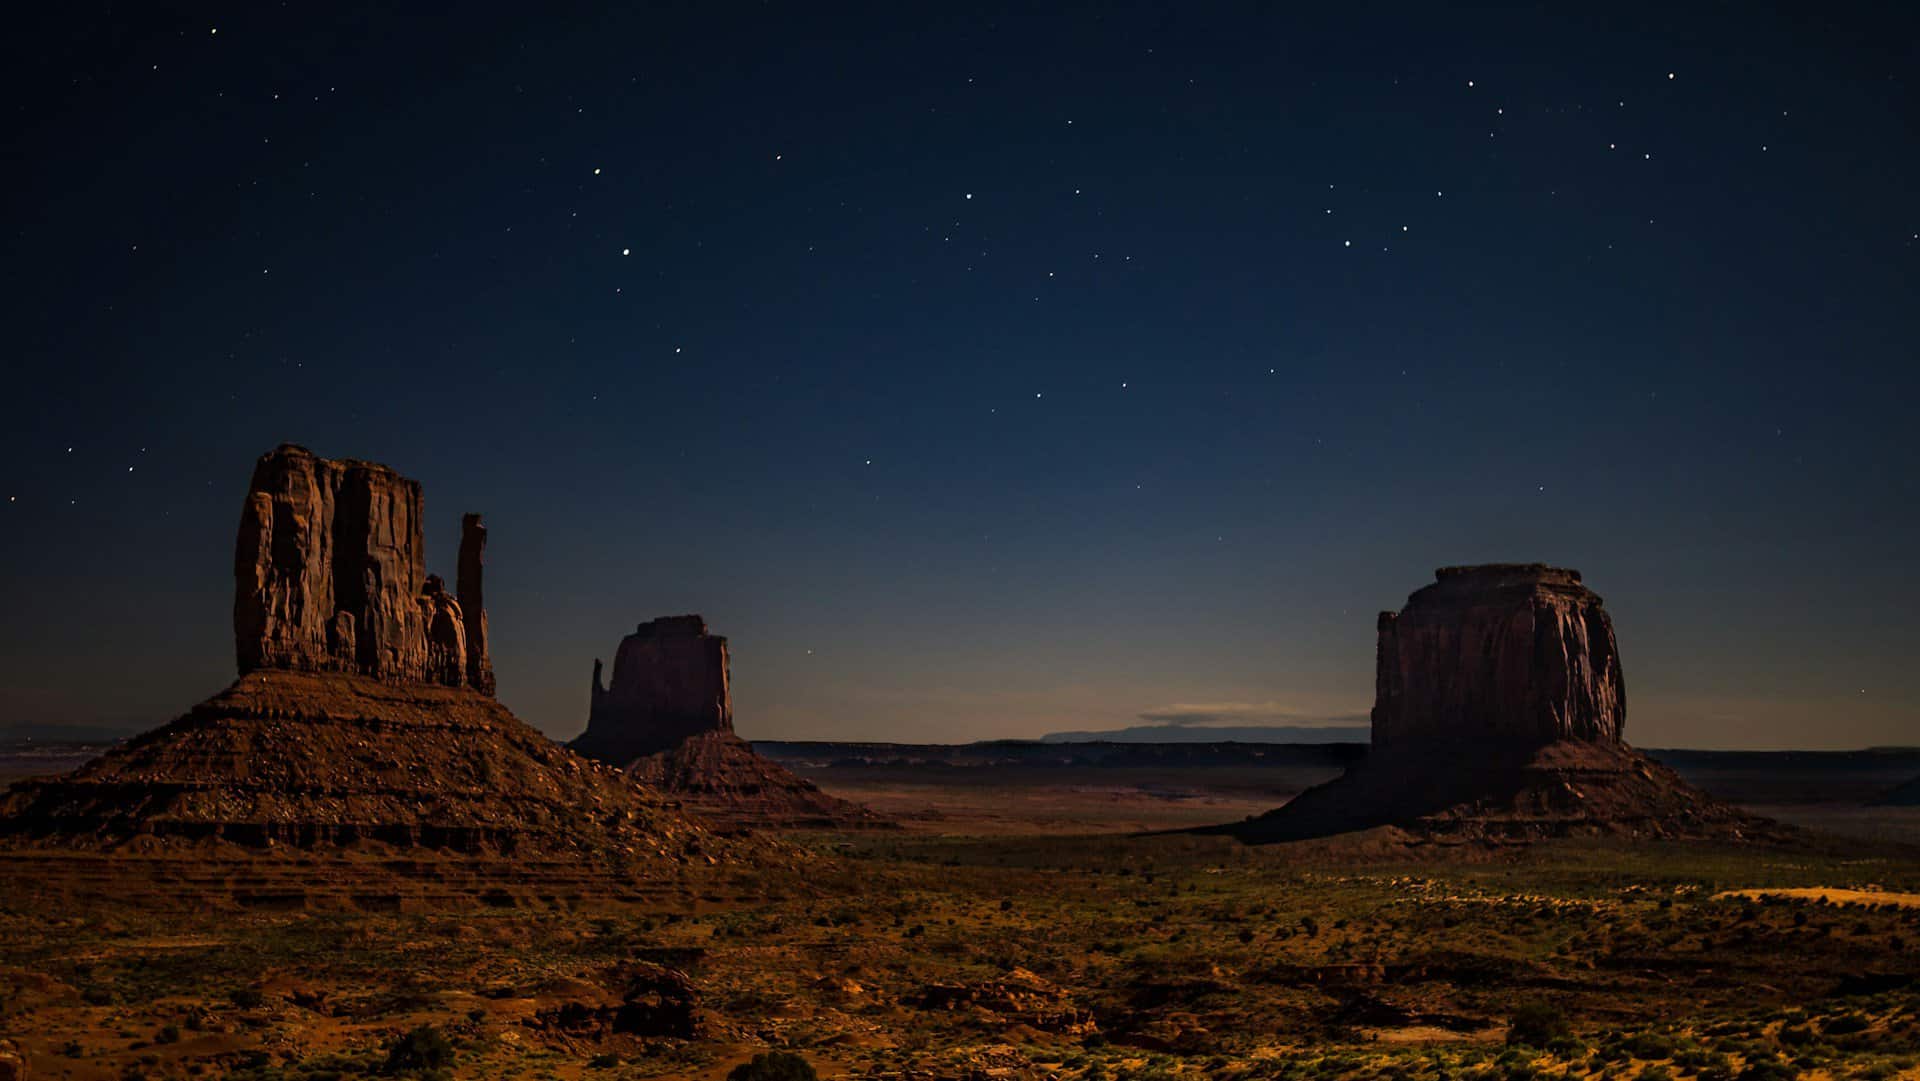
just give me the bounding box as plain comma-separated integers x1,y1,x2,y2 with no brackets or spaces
4,805,1920,1080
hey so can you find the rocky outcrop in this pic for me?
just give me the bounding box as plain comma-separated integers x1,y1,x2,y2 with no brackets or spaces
573,616,733,763
573,616,892,830
234,444,491,692
458,513,495,695
1373,565,1624,753
628,730,893,831
1220,565,1775,844
0,446,782,869
0,671,728,856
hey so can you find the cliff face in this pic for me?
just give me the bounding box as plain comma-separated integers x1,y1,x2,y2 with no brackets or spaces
1372,564,1624,755
233,445,492,693
0,446,788,866
573,616,733,763
1219,564,1771,844
571,616,892,830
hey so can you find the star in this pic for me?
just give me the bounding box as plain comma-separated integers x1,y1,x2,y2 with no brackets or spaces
621,248,630,256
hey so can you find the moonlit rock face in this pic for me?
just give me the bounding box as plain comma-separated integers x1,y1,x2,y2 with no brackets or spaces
1371,564,1625,753
572,615,734,763
232,444,494,693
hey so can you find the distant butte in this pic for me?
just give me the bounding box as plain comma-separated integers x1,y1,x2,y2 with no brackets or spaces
574,616,734,763
1222,564,1776,843
572,617,892,831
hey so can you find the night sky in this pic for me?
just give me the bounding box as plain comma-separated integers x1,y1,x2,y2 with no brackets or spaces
3,4,1915,749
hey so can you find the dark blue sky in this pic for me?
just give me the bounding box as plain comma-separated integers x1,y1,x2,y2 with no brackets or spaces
3,4,1915,748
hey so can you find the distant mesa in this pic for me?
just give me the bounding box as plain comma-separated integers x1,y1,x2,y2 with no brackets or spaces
0,444,746,867
1221,564,1776,843
572,617,892,831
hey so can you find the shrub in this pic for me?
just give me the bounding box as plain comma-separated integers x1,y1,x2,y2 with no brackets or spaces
1822,1013,1870,1036
1507,1002,1572,1048
727,1051,817,1081
1623,1032,1678,1059
383,1025,454,1075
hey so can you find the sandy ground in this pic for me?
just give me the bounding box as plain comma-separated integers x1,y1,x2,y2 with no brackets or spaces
1714,887,1920,909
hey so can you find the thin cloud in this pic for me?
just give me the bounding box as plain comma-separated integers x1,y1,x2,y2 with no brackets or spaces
1136,702,1368,728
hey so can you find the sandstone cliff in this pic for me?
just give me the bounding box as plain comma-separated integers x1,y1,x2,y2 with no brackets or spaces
0,446,780,870
1373,564,1624,754
573,616,733,763
1222,565,1773,844
234,444,493,692
572,616,892,830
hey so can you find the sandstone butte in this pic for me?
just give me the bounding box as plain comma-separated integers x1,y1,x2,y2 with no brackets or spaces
1225,564,1777,843
0,445,770,874
572,616,892,831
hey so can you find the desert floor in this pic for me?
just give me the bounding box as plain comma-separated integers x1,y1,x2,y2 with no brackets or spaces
2,771,1919,1080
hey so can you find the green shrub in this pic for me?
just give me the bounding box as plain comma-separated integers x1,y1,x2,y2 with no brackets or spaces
727,1051,817,1081
382,1025,454,1075
1822,1013,1870,1036
1506,1002,1572,1048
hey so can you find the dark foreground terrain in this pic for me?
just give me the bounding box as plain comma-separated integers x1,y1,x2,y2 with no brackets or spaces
3,744,1920,1079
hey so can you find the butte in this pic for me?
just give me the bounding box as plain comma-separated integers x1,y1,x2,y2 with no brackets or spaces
0,445,774,904
570,616,890,831
1224,564,1776,844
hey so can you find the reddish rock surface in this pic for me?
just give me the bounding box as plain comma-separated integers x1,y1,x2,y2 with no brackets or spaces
234,444,491,692
572,616,732,763
0,671,728,857
1226,565,1774,844
1373,564,1624,753
628,730,893,831
573,616,891,830
458,513,496,695
1,446,778,870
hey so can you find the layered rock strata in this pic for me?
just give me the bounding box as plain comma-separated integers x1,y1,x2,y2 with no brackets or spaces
1373,564,1623,752
1224,565,1772,843
573,617,732,763
2,446,760,866
572,616,891,830
234,444,493,692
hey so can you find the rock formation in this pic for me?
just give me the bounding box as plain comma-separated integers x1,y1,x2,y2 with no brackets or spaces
1,446,767,870
234,445,493,692
1222,565,1773,844
572,617,891,830
627,730,891,831
1373,565,1624,752
573,616,732,763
